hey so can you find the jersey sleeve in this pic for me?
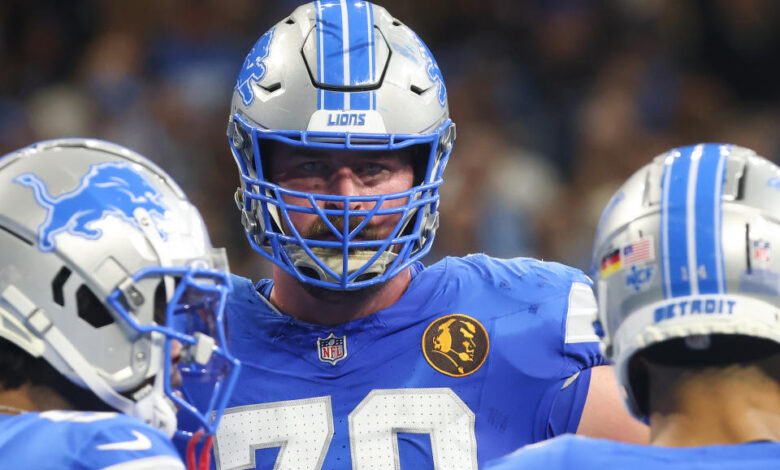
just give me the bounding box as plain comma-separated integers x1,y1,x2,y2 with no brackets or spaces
473,256,607,441
513,263,605,439
545,275,608,437
81,415,185,470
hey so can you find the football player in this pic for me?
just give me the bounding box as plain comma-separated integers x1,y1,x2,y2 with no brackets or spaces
0,139,240,470
485,143,780,469
180,2,647,468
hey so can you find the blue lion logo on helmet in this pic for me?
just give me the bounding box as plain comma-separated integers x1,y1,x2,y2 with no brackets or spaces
413,33,447,108
15,162,168,252
236,27,276,106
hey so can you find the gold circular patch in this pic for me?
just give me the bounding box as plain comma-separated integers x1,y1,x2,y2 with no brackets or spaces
422,314,489,377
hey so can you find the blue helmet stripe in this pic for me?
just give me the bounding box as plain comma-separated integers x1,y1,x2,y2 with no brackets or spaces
368,1,376,109
348,95,371,110
315,1,377,111
663,146,694,298
337,0,351,109
346,1,374,110
317,0,345,110
694,144,728,294
349,90,371,109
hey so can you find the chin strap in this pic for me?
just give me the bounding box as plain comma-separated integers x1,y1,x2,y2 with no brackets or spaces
186,429,214,470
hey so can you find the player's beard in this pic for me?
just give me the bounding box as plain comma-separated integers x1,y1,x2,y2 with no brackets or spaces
298,215,393,301
302,215,384,248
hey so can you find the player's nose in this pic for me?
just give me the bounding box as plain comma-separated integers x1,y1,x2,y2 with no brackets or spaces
326,168,364,210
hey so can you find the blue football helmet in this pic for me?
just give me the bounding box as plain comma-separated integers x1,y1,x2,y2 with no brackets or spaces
228,1,456,290
0,139,240,436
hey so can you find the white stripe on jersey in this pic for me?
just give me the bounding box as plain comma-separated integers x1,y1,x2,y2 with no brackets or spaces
97,430,152,451
565,282,601,344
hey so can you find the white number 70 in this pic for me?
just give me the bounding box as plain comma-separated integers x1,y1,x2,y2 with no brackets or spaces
213,388,478,470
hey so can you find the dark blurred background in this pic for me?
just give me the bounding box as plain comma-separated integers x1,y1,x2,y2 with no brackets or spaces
2,0,779,278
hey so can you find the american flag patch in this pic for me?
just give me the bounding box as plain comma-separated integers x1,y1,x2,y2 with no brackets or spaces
753,240,771,262
622,236,654,266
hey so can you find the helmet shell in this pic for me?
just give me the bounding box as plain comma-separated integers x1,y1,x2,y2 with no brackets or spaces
231,1,449,135
592,143,780,418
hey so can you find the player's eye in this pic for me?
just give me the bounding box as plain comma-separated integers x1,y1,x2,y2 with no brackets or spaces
300,161,327,174
359,162,387,178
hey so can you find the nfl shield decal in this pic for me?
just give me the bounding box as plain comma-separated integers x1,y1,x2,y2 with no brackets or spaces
317,332,347,365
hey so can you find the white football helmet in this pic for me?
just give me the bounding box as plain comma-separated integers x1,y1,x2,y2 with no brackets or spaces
228,1,455,290
0,139,240,436
592,143,780,419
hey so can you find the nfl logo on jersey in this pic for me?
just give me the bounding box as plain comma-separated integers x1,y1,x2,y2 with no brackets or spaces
317,333,347,365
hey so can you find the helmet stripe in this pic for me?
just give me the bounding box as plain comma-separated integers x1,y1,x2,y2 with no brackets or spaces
662,145,694,298
368,1,376,110
660,144,730,299
347,1,374,109
685,145,703,295
695,144,729,294
316,1,346,110
339,0,351,110
315,1,377,111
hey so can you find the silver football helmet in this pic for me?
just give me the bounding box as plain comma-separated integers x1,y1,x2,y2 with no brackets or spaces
228,1,456,290
0,139,240,436
592,143,780,419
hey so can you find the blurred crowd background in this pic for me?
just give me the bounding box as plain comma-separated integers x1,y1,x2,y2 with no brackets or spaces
2,0,779,278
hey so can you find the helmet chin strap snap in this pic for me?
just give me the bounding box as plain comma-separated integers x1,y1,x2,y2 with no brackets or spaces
287,246,398,286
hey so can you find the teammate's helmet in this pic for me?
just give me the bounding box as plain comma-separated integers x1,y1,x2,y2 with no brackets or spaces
0,139,240,436
228,1,455,290
592,143,780,419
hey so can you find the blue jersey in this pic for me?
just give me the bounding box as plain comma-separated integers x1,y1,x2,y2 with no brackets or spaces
180,255,606,469
0,410,184,469
484,434,780,469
